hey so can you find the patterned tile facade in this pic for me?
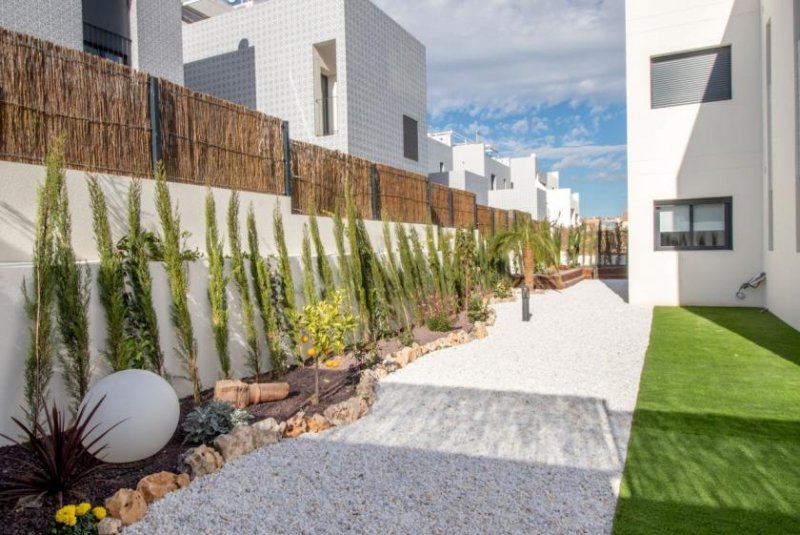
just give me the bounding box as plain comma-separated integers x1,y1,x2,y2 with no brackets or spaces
182,0,427,173
0,0,183,84
0,0,83,49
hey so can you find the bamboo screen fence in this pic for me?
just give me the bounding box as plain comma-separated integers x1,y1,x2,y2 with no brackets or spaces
451,189,476,228
376,165,428,224
0,28,152,176
158,80,284,194
0,27,538,233
290,141,373,218
476,205,492,235
429,183,450,226
494,208,510,233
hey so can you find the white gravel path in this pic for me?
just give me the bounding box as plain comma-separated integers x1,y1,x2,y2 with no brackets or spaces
127,280,652,535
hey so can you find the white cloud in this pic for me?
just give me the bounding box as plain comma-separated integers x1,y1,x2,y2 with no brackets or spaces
372,0,625,116
534,144,627,181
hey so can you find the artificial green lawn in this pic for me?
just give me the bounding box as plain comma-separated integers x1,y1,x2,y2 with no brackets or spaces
613,307,800,534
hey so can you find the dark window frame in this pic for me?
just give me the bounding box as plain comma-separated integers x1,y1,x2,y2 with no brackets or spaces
650,45,732,109
654,197,733,251
403,115,419,162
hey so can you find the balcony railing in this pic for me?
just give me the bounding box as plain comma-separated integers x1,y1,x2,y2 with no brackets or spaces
83,23,131,66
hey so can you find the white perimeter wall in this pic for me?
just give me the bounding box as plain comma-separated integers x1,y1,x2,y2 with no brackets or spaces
0,161,433,443
626,0,766,307
761,0,800,330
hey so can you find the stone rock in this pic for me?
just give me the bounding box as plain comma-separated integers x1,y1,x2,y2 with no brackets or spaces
180,444,224,479
486,311,496,326
455,330,470,345
372,365,389,379
356,373,378,406
284,411,308,438
213,425,255,462
382,356,402,372
176,473,190,488
252,418,285,448
324,396,368,426
306,413,332,433
407,344,424,363
136,471,182,504
105,489,147,526
472,322,488,339
394,347,412,367
97,517,123,535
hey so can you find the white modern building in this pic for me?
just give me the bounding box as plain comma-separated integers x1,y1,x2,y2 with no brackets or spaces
181,0,428,174
427,131,579,224
0,0,184,84
626,0,800,330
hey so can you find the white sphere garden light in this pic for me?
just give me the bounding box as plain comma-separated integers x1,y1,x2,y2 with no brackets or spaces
80,370,180,464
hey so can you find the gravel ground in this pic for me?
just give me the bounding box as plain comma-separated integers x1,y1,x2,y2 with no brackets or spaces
127,280,652,535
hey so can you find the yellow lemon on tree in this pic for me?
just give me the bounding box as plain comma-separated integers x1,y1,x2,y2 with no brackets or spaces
307,347,317,358
301,335,309,343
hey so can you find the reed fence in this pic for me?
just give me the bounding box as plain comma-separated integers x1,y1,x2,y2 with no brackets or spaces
376,164,428,224
494,208,510,233
452,189,476,228
429,183,450,227
476,205,492,235
0,28,152,176
0,27,542,233
290,141,373,218
158,79,284,194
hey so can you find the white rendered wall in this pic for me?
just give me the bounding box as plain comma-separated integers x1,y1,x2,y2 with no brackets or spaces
452,144,487,178
761,0,800,330
547,188,575,227
626,0,765,307
0,161,434,442
429,170,489,205
427,137,454,173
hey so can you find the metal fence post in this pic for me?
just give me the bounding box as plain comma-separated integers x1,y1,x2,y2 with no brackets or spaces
473,201,478,229
370,164,380,220
490,208,495,235
281,121,292,197
448,189,455,228
426,178,432,223
148,76,162,170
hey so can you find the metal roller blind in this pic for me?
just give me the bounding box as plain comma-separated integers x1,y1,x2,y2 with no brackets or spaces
651,46,732,108
403,115,419,161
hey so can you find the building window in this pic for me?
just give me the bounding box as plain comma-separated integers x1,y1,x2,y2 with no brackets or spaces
651,46,732,109
403,115,419,161
654,198,732,250
313,41,337,137
82,0,131,65
439,162,445,172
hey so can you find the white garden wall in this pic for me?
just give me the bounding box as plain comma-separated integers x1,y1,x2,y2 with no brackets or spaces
0,160,434,444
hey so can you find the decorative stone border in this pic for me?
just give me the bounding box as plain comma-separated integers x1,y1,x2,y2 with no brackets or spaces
98,305,499,533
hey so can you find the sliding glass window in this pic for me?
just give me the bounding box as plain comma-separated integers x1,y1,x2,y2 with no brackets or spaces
654,198,732,251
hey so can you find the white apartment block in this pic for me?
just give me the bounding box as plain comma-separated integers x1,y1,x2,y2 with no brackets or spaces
427,132,579,225
181,0,428,174
0,0,184,84
626,0,800,330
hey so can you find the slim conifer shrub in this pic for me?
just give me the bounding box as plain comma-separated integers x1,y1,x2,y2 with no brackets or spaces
54,160,91,411
273,204,296,336
395,223,422,322
123,179,164,375
300,224,317,306
205,190,230,379
438,228,457,301
382,220,412,331
87,176,127,371
332,206,353,313
247,205,287,376
22,141,61,427
228,191,261,379
309,210,335,300
410,229,433,295
425,223,444,297
345,188,370,342
154,164,201,404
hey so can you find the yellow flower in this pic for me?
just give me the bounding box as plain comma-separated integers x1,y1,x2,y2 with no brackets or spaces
76,502,91,516
55,505,77,526
92,506,107,520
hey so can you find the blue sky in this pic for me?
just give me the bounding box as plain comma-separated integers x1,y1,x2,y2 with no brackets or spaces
372,0,627,217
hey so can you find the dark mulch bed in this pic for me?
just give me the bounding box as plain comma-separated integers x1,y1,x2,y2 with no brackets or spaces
0,363,358,535
0,320,474,534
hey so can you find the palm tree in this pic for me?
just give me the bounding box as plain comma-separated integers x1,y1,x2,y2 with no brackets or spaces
489,220,559,289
